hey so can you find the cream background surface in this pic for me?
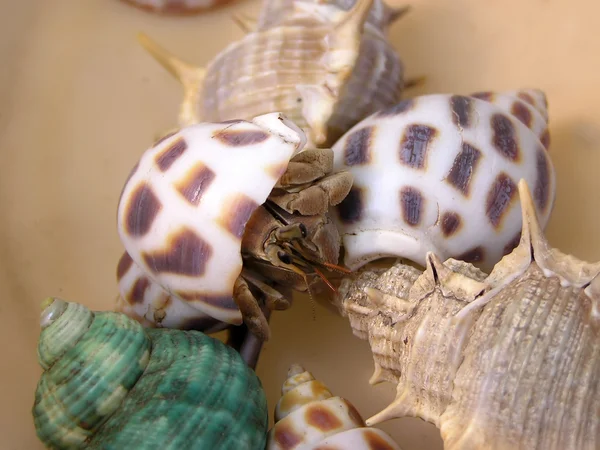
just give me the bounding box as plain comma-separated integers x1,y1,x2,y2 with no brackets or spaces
1,0,599,448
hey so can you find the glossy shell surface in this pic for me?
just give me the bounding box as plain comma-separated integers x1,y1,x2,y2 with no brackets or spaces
332,89,556,272
33,298,269,449
267,364,402,449
116,113,306,326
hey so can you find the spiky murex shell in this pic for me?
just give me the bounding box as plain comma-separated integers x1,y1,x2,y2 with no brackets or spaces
32,298,269,449
335,180,600,450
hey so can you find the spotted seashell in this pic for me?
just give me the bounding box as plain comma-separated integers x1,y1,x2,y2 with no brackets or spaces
267,364,403,449
335,180,600,450
138,0,406,148
116,113,306,327
331,89,556,273
119,0,234,14
32,298,268,449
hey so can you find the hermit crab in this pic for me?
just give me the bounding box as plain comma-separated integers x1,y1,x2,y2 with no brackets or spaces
331,89,556,273
32,297,268,449
335,179,599,450
136,0,407,148
116,113,353,341
267,364,402,449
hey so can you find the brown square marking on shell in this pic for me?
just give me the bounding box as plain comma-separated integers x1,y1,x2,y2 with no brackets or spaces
155,137,188,172
518,91,536,106
217,194,259,239
491,114,520,161
124,183,163,237
400,187,424,226
376,98,416,117
534,147,551,212
540,128,551,150
142,228,212,276
503,232,522,256
469,91,495,102
214,129,270,146
486,173,518,229
127,277,150,304
117,252,134,280
272,423,303,448
510,101,533,128
399,124,437,169
176,291,239,311
364,430,398,450
450,95,474,128
344,126,374,166
445,142,482,196
305,404,343,431
440,212,462,237
337,186,364,224
175,163,216,206
456,246,485,263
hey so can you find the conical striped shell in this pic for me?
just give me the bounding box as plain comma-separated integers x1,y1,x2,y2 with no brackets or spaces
33,298,269,449
335,180,600,450
116,113,306,326
331,89,556,273
267,364,403,449
199,0,405,147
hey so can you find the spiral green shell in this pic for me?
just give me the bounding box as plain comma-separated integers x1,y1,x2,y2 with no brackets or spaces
32,298,269,449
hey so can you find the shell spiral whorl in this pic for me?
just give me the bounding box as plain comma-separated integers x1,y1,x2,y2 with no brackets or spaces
267,364,403,449
32,298,269,449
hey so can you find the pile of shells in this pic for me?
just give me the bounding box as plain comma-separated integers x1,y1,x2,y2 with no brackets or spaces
29,0,599,449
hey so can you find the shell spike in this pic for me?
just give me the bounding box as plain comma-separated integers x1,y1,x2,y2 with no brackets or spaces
369,363,387,385
230,13,256,33
335,0,375,33
136,32,206,126
366,395,410,426
386,4,411,25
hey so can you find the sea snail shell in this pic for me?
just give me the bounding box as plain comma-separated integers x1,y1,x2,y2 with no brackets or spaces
331,89,556,273
267,364,403,449
137,0,406,148
32,298,269,449
335,179,600,450
116,113,306,329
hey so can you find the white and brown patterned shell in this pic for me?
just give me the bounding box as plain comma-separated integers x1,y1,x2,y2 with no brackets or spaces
267,364,403,450
335,180,600,450
119,0,234,14
116,113,306,326
138,0,406,148
331,89,556,273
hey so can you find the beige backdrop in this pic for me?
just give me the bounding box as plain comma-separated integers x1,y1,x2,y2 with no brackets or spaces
2,0,599,449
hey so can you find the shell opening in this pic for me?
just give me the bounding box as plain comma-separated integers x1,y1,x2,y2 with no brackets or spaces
40,297,68,329
251,113,307,155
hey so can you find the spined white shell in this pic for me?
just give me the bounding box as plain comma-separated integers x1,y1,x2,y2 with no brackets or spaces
331,89,556,273
267,364,403,449
116,113,306,326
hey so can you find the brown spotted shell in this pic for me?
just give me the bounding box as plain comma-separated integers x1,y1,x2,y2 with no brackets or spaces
267,364,403,449
137,0,406,148
116,113,306,326
331,89,556,273
334,179,600,450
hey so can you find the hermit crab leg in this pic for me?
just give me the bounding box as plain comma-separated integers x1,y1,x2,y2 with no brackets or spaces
136,32,205,126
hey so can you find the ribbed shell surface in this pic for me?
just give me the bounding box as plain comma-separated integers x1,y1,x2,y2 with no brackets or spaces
200,23,404,147
87,328,269,449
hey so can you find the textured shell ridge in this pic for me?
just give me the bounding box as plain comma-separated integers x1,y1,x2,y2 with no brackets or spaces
33,300,270,449
116,116,305,325
336,181,599,450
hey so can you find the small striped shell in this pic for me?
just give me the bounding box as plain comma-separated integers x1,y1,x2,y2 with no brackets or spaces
267,364,403,449
138,0,406,148
331,89,556,273
116,113,306,326
33,298,268,449
119,0,234,14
